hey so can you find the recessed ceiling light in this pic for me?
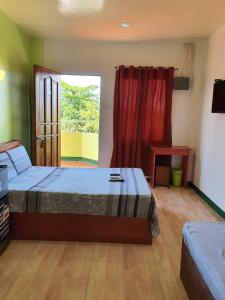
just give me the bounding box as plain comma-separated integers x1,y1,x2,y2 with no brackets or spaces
120,22,130,29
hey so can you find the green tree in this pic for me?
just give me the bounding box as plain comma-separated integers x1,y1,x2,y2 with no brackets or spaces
61,80,100,133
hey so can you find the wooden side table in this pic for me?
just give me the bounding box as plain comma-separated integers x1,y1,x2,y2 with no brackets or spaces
149,146,192,188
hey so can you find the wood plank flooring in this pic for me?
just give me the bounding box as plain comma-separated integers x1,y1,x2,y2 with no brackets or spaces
0,187,221,300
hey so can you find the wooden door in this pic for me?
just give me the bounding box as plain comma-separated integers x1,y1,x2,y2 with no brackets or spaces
33,65,60,167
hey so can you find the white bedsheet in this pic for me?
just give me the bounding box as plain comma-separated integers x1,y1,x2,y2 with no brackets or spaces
183,221,225,300
9,166,56,190
30,167,151,196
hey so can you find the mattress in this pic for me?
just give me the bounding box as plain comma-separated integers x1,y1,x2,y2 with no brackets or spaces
9,167,160,237
183,221,225,300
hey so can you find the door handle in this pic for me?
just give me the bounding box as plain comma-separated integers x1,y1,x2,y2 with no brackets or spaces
36,136,45,148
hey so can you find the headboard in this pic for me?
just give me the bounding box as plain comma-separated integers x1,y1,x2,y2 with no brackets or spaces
0,140,20,153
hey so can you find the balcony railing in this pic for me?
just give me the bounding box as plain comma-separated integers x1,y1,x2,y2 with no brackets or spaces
61,120,99,163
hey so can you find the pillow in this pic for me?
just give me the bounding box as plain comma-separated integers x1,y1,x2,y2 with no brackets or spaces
0,152,18,181
6,145,32,174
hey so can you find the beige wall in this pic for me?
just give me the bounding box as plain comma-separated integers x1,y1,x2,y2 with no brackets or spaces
194,24,225,211
43,38,208,168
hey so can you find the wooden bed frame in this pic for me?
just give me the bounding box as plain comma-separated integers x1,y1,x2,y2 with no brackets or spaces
0,140,152,244
180,240,214,300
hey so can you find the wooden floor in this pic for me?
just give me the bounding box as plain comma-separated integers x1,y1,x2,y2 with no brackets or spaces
0,187,221,300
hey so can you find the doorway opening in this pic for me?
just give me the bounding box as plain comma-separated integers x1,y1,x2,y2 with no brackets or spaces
60,75,101,168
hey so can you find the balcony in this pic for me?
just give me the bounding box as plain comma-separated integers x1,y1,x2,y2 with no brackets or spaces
60,75,100,168
61,120,98,168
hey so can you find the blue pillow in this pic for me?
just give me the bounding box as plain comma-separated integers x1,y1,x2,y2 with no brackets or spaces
0,152,18,181
6,145,32,174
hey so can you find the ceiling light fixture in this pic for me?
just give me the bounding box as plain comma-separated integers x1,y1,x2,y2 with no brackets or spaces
120,22,130,29
59,0,105,15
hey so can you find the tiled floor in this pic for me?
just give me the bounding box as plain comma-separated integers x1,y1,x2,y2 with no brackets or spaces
60,161,97,168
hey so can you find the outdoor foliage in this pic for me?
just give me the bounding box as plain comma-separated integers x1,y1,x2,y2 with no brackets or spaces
61,80,100,133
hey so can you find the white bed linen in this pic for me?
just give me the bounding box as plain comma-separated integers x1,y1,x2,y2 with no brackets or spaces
9,166,56,190
183,221,225,300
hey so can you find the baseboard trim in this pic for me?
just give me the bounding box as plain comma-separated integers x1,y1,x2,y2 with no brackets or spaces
61,156,98,165
189,182,225,220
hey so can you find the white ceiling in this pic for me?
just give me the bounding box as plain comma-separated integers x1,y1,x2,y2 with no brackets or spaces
1,0,225,41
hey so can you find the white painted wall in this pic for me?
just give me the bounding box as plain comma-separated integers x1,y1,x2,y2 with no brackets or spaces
194,25,225,211
43,38,208,168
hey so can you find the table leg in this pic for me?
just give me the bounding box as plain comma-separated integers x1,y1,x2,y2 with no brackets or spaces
182,155,189,188
150,152,156,187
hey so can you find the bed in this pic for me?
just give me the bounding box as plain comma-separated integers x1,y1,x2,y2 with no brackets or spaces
0,140,159,244
180,221,225,300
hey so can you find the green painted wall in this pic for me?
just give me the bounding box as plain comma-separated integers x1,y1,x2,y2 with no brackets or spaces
28,37,43,66
27,36,43,152
0,11,42,152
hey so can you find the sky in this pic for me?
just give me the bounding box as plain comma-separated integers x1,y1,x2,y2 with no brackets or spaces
61,75,101,87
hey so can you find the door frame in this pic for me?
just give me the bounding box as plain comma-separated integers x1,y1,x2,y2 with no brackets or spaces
60,74,101,166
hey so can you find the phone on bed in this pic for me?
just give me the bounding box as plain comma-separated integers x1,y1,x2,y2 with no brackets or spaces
109,179,124,182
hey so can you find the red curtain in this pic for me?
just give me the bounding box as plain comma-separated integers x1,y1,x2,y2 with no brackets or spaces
110,66,174,175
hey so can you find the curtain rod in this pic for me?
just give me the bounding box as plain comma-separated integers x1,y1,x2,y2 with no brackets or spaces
114,66,179,70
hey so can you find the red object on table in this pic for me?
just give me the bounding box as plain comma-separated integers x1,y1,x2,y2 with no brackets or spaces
149,146,192,188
